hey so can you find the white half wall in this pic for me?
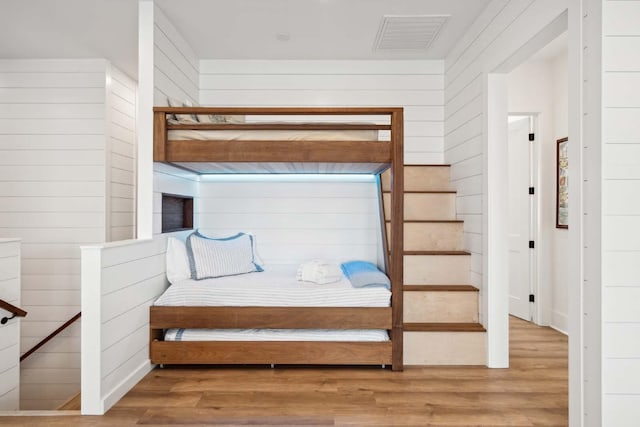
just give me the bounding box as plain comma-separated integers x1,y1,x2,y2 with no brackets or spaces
0,238,21,410
80,236,172,415
199,59,444,164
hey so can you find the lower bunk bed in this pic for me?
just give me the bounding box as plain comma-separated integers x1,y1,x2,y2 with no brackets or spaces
150,262,393,367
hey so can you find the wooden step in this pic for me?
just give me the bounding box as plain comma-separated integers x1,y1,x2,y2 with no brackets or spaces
404,291,479,323
404,322,486,332
386,221,464,251
404,329,486,365
57,392,81,410
404,285,478,292
383,192,456,221
404,253,470,285
381,165,451,192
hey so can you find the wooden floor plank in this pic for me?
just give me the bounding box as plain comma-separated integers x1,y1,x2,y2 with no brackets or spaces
1,317,568,426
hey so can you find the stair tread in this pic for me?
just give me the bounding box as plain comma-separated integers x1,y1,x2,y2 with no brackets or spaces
404,322,486,332
385,219,463,223
404,285,479,292
403,164,451,167
383,190,456,194
403,250,471,256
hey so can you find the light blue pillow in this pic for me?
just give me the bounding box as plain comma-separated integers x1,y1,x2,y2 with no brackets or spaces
186,231,263,280
340,261,390,290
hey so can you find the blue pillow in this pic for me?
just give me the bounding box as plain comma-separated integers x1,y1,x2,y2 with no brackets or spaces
186,231,263,280
340,261,390,290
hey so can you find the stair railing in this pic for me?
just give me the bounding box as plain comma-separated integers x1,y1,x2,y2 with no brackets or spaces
0,298,27,325
20,312,81,362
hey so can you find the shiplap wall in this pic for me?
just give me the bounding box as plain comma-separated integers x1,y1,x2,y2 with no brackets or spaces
153,3,198,107
152,3,200,235
601,1,640,424
81,236,177,415
0,238,21,410
107,65,137,242
198,177,379,266
444,1,568,321
0,58,109,409
199,60,444,165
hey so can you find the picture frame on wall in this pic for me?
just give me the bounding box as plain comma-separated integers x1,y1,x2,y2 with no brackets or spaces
556,137,568,229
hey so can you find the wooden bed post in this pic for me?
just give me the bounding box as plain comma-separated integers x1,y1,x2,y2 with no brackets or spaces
153,110,167,162
390,109,404,371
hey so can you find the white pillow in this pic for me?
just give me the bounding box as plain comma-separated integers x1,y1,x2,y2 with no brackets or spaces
167,97,198,123
197,230,264,266
186,232,263,280
165,237,191,284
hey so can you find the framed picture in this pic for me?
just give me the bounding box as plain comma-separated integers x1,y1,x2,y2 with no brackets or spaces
556,137,568,229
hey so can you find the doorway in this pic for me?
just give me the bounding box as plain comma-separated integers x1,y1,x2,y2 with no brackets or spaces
507,115,536,322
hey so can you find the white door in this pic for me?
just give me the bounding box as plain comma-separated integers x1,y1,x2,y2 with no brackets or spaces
507,116,533,321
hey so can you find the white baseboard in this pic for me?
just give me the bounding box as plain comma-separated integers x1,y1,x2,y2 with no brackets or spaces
86,359,153,415
550,310,568,335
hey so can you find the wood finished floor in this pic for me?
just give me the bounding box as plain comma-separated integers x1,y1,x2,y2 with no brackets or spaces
2,317,567,426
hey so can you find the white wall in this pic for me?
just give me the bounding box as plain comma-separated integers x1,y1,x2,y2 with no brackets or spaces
199,59,444,165
0,58,108,409
0,238,21,410
444,0,568,367
81,236,172,415
507,47,569,333
0,58,137,410
107,65,137,242
198,177,379,266
138,1,200,240
601,1,640,424
153,3,198,107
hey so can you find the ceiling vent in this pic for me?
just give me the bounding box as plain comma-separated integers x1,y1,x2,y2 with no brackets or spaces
374,15,449,52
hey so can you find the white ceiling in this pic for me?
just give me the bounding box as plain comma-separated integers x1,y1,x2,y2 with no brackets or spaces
0,0,491,80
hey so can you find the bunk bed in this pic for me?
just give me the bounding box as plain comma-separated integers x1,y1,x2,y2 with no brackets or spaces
150,106,404,370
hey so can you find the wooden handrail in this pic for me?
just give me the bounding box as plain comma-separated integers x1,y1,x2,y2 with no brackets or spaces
20,312,81,362
0,298,27,325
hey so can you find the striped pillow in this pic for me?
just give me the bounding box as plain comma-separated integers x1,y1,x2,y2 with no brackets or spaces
186,232,263,280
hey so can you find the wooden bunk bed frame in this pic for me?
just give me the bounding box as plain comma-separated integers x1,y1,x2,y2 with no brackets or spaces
150,107,404,370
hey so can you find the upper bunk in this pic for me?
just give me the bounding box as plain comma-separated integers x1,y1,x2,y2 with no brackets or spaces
153,106,404,175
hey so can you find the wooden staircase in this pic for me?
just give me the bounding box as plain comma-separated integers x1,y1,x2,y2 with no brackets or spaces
382,165,486,365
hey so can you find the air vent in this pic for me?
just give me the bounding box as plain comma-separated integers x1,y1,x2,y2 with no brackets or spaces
374,15,449,52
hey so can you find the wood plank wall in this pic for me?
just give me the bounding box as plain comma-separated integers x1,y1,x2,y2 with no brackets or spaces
107,65,137,242
199,59,444,165
443,0,567,320
0,59,109,409
601,1,640,424
198,178,379,266
81,236,178,415
151,4,200,236
153,3,198,107
0,239,21,410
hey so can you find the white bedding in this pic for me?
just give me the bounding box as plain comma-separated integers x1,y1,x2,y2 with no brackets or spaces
164,328,389,342
168,128,378,142
154,267,391,308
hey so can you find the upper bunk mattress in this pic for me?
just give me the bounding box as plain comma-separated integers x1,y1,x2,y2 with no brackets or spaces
167,128,379,142
154,267,391,308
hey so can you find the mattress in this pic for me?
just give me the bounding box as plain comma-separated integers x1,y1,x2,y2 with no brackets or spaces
153,267,391,308
167,128,379,142
164,328,389,342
